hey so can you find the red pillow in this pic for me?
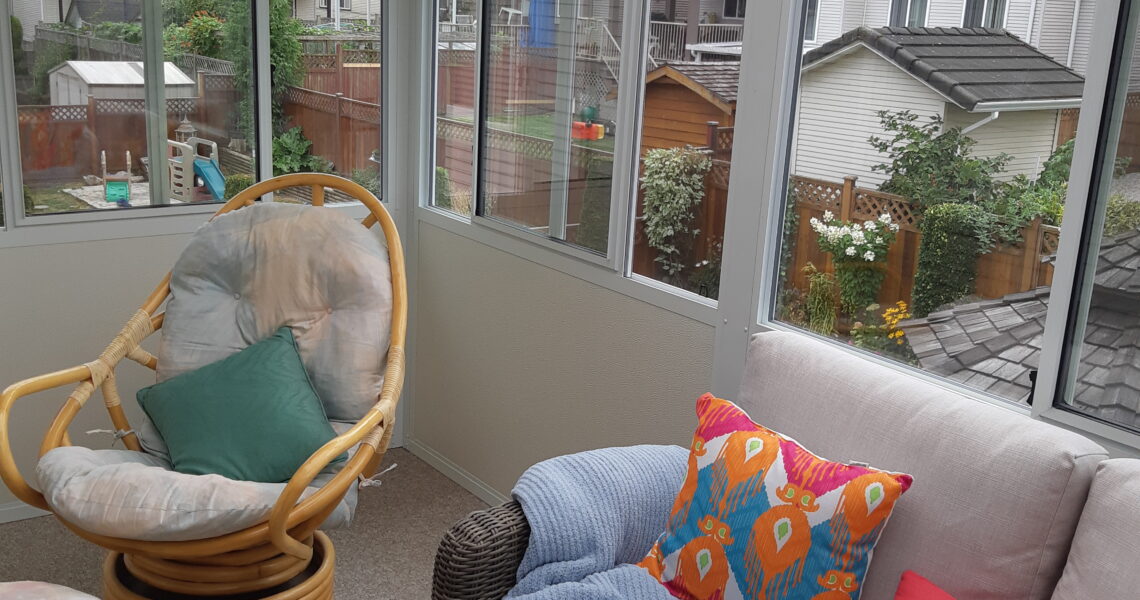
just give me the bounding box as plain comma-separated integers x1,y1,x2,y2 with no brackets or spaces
895,571,956,600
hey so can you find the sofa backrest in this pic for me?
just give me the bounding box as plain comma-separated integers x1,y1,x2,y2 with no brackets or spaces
1051,459,1140,600
737,332,1107,600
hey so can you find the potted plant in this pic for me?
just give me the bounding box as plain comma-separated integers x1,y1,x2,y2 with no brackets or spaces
809,211,900,315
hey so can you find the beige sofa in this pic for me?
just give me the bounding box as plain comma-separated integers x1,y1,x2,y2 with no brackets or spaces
433,331,1140,599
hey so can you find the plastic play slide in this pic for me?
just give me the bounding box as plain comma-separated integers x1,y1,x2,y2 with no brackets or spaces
193,158,226,201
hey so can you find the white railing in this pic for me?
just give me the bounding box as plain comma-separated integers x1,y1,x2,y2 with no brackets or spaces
649,21,686,62
698,23,744,44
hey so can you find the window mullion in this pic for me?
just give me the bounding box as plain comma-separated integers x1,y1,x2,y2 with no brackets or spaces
141,1,169,206
611,0,649,274
255,0,273,185
0,2,23,227
548,0,580,241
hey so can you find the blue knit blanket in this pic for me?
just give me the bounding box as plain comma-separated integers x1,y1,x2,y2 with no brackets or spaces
506,445,688,600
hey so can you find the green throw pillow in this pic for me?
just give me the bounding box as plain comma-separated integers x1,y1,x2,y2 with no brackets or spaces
137,326,343,483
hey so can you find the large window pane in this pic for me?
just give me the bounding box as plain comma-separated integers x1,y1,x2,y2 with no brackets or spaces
1058,9,1140,432
15,1,257,215
476,0,621,256
773,11,1088,405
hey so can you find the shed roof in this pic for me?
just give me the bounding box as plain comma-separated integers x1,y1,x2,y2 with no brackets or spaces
899,229,1140,427
802,27,1086,112
52,61,195,87
645,62,740,113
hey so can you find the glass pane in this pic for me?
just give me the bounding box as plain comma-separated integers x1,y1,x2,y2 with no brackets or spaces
1058,14,1140,431
632,13,740,300
773,8,1086,405
477,0,620,255
286,3,382,202
963,0,984,27
434,0,478,215
15,1,256,215
805,0,819,42
984,0,1007,28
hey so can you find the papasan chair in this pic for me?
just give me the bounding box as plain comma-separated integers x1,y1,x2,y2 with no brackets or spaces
0,173,406,599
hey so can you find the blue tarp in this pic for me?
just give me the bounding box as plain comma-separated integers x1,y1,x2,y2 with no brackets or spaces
523,0,555,48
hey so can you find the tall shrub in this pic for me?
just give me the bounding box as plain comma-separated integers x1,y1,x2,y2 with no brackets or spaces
221,0,303,139
912,203,994,316
641,146,711,281
869,110,1009,212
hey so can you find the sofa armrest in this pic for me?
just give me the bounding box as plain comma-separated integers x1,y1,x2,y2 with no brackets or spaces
433,500,531,600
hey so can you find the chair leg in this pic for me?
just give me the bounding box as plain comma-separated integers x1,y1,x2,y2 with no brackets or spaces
102,531,336,599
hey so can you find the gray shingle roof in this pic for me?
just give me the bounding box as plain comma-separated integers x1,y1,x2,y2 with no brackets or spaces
802,27,1086,111
655,62,740,105
900,229,1140,427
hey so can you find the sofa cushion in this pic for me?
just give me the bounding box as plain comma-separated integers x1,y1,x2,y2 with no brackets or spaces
737,332,1107,600
145,203,391,457
0,582,98,600
640,393,912,599
1051,459,1140,600
36,446,356,542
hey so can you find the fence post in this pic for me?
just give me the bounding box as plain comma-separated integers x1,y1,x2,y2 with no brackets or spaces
337,43,345,94
706,121,719,151
88,95,99,176
335,93,344,172
1020,218,1043,291
840,175,856,221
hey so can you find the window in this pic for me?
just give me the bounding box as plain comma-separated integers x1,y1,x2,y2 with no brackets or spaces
473,0,626,257
1051,1,1140,434
318,0,353,9
963,0,1007,28
432,1,478,216
725,0,747,20
889,0,928,27
804,0,819,42
6,2,257,219
772,4,1085,406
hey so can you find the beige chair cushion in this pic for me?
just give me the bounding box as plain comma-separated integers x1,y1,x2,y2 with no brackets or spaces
737,332,1107,600
0,582,97,600
1051,459,1140,600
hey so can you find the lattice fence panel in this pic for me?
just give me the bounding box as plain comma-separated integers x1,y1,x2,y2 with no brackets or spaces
342,99,381,124
202,73,234,91
285,88,338,114
1041,226,1061,255
344,49,380,64
854,192,918,231
51,105,88,121
304,55,339,71
790,176,842,211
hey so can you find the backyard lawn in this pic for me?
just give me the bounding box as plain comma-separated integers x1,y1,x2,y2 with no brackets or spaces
487,113,615,153
25,183,92,215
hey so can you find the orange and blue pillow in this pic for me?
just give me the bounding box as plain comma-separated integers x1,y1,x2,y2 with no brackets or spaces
639,393,913,600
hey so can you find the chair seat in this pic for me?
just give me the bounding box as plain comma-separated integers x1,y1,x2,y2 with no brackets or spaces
36,446,357,542
0,581,98,600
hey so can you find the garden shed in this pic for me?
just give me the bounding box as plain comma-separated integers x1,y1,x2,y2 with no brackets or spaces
791,27,1086,188
640,62,737,151
48,61,196,105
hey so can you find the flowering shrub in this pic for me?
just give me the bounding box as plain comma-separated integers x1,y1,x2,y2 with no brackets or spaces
809,211,899,314
641,146,712,281
850,302,917,363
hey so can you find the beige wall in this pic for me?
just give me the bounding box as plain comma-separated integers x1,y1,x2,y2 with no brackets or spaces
408,223,715,498
0,234,190,510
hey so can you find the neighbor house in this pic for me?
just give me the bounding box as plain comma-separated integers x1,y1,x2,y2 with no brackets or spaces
790,26,1084,188
292,0,381,25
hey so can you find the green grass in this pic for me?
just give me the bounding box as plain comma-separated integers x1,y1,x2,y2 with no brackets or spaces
25,183,93,215
487,113,615,154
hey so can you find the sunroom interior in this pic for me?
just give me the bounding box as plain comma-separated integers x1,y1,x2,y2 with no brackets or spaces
1,0,1139,599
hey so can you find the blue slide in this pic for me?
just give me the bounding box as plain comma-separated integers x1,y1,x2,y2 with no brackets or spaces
193,159,226,201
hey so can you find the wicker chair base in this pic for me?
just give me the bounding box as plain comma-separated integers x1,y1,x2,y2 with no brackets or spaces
432,500,530,600
102,531,335,600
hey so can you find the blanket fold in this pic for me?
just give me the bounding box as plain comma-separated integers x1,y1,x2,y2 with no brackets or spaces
506,444,688,600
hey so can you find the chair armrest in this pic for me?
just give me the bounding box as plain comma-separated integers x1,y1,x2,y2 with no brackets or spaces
433,500,530,600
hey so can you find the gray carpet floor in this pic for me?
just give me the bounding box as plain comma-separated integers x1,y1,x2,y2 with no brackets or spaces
0,448,489,599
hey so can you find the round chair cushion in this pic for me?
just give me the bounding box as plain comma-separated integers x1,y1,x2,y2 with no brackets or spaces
0,582,98,600
144,202,392,456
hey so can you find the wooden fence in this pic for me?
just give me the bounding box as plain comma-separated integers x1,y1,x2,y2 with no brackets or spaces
282,87,380,174
301,45,381,104
786,175,1058,306
1057,92,1140,172
34,26,235,76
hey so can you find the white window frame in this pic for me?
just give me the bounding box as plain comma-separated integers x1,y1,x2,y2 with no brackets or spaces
319,0,353,10
803,0,819,42
724,0,747,20
961,0,1009,29
889,0,928,28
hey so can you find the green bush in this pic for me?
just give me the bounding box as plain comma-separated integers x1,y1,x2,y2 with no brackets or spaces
162,24,190,61
434,166,452,208
10,17,23,72
870,110,1009,212
184,13,225,58
689,238,723,299
912,203,994,317
350,167,381,198
31,41,76,101
272,127,333,175
803,263,837,335
1104,194,1140,237
224,174,254,200
640,146,711,280
162,0,221,26
92,22,143,44
221,0,303,138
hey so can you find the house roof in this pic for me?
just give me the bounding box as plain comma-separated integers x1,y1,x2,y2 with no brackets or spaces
802,27,1086,112
52,61,195,87
645,62,740,113
899,229,1140,427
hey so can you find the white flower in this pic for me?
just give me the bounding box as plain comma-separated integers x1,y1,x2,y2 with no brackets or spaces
845,246,856,256
863,250,876,261
890,223,900,232
823,210,834,221
878,213,892,224
810,217,820,226
863,220,875,230
851,230,866,244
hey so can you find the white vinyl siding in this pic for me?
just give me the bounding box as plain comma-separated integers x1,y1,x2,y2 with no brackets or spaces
1067,0,1095,74
12,0,42,41
944,105,1060,180
1034,0,1078,67
1005,0,1034,39
845,0,892,29
294,0,375,23
791,46,947,187
926,0,965,27
804,0,845,49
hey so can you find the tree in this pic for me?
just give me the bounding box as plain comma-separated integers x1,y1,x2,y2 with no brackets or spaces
220,0,303,139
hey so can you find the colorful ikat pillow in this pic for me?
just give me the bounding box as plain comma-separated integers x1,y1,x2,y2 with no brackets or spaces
639,393,913,600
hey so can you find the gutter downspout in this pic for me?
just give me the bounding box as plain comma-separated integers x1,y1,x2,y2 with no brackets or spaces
962,111,1000,135
1067,0,1082,67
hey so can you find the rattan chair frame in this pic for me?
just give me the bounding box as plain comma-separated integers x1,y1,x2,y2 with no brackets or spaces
0,173,407,598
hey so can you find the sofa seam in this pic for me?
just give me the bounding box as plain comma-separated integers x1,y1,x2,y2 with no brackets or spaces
1028,452,1103,598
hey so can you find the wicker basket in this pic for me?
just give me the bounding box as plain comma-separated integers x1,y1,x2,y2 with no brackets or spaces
432,500,531,600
